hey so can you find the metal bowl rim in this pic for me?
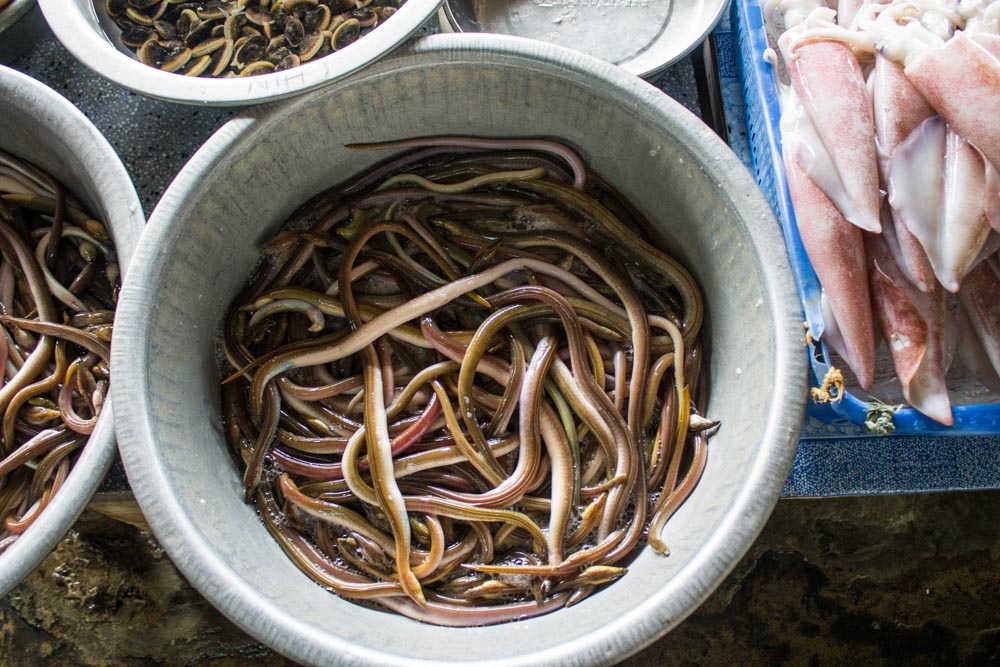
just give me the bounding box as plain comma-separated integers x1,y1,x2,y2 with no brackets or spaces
37,0,443,107
0,64,145,596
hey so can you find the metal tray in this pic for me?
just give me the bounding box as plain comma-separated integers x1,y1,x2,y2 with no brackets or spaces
441,0,732,78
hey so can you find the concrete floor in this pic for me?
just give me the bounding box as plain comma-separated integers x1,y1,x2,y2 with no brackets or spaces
2,490,998,666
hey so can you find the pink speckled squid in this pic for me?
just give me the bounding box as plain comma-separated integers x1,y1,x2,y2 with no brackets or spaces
866,225,952,424
778,12,883,233
782,87,877,390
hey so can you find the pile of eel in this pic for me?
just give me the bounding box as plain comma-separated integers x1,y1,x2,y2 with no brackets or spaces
0,150,118,553
221,136,717,625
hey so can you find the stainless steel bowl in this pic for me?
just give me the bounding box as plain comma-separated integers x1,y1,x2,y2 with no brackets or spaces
0,64,144,596
0,0,46,64
112,33,806,667
38,0,443,107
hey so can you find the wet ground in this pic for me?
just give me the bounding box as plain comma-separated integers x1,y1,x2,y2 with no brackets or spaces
2,490,998,666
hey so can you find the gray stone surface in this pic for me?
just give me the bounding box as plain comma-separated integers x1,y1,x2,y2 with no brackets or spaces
3,491,999,665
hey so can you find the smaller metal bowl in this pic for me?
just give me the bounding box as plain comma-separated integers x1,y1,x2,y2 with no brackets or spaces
0,0,47,64
38,0,443,107
0,64,144,596
441,0,730,78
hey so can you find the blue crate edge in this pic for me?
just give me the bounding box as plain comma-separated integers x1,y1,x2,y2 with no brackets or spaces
730,0,1000,436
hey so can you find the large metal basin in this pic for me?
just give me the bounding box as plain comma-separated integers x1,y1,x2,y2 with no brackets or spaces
0,64,144,596
111,33,806,667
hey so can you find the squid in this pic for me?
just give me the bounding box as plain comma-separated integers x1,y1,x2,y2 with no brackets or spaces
959,254,1000,380
782,90,876,390
902,31,1000,172
955,304,1000,395
779,19,883,233
988,163,1000,233
864,5,1000,268
836,0,866,29
964,31,1000,234
767,0,1000,417
887,116,996,292
871,54,937,292
866,223,952,425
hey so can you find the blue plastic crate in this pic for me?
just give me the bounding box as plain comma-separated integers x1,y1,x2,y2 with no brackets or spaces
730,0,1000,436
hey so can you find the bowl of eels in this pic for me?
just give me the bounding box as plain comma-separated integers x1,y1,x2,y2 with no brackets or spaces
39,0,442,106
112,33,808,667
0,65,144,594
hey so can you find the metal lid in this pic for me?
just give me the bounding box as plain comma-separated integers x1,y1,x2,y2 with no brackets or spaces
441,0,730,78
